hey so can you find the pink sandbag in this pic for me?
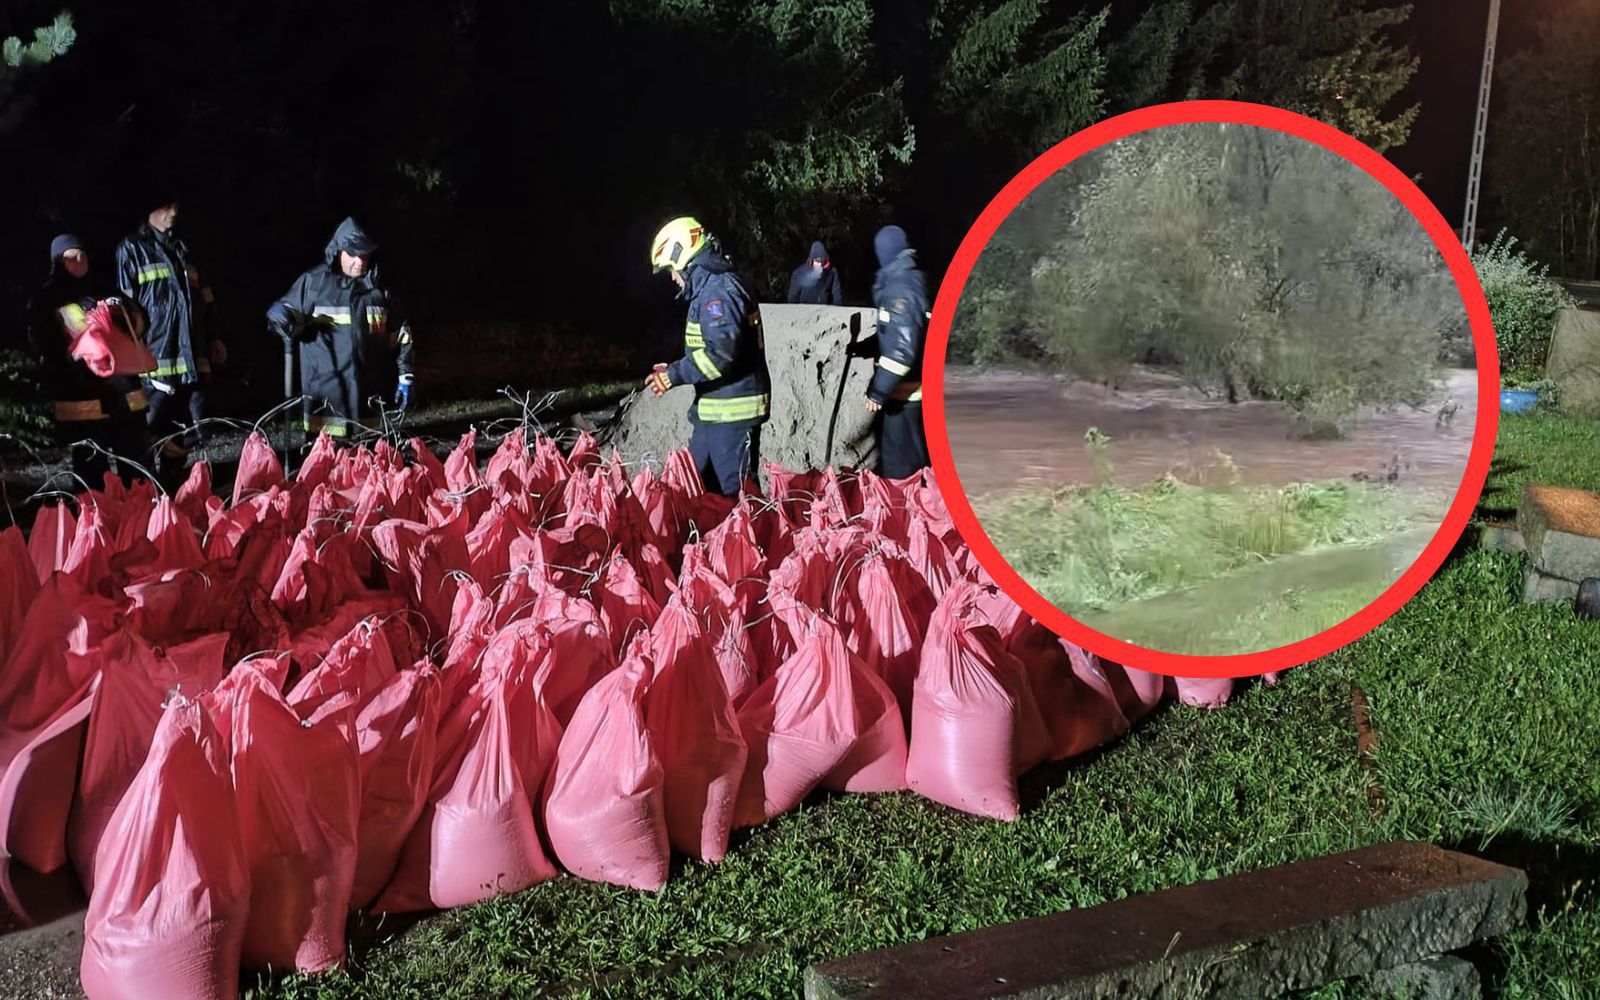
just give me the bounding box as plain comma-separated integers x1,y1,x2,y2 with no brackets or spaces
68,300,157,377
0,574,121,737
80,701,249,1000
843,553,925,712
70,632,231,891
543,657,669,891
287,617,399,716
232,430,285,505
595,551,663,656
0,526,39,662
1173,675,1236,709
145,496,205,573
1106,664,1168,722
28,501,76,583
905,586,1040,821
425,665,561,907
173,461,216,531
61,501,111,590
480,612,614,727
734,615,907,827
349,666,442,909
228,668,359,973
0,694,91,873
643,606,746,863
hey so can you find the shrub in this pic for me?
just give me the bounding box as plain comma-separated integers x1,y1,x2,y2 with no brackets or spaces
1472,230,1576,383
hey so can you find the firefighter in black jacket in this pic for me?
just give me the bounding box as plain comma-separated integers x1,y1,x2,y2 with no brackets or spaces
266,218,415,440
115,196,223,465
645,216,771,496
29,234,153,486
865,225,931,480
786,240,844,305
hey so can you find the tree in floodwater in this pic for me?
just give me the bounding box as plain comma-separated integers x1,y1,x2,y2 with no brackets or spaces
1011,123,1457,431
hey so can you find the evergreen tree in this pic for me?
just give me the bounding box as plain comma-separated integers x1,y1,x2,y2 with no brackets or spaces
0,12,74,134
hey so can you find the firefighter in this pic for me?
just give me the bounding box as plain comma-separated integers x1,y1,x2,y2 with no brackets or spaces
865,224,931,480
645,216,771,496
28,234,153,486
266,217,415,441
115,195,223,471
786,240,844,305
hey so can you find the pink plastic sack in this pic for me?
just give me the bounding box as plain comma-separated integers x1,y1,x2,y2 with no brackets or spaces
905,588,1039,821
595,551,663,656
0,694,91,873
68,300,157,377
232,431,285,505
228,668,359,972
28,501,76,583
843,554,925,712
349,666,442,909
734,616,907,827
643,607,746,863
0,574,121,737
80,701,249,1000
543,657,669,890
1173,675,1236,709
0,527,39,662
70,632,230,891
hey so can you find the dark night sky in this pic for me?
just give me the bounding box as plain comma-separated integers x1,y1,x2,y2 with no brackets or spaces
1387,0,1567,229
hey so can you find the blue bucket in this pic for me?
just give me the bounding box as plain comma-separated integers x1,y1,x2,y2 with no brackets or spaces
1500,389,1540,414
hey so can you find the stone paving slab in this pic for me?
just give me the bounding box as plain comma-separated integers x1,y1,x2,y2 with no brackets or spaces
804,842,1526,1000
1518,484,1600,583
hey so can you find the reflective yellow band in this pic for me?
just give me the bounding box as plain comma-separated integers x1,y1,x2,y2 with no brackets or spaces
137,264,174,284
696,393,769,423
312,306,353,324
397,328,413,345
125,390,148,413
151,361,191,378
684,321,703,350
691,348,722,379
877,308,891,322
57,303,88,333
891,380,923,402
304,417,351,437
366,307,387,327
877,356,912,376
54,400,106,422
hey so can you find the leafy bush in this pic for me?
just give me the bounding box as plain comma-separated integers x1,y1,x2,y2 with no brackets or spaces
0,349,50,449
1472,230,1576,383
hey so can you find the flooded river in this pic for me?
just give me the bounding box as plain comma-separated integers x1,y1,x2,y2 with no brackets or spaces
945,366,1478,506
943,366,1479,656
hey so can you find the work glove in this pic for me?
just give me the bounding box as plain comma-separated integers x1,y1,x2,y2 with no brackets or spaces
395,374,414,411
645,364,673,397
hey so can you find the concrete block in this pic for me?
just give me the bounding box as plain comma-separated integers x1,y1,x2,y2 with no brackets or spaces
1517,484,1600,581
1523,567,1580,605
1367,954,1481,1000
1547,308,1600,418
803,841,1526,1000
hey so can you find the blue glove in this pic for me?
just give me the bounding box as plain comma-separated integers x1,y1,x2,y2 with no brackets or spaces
395,375,413,411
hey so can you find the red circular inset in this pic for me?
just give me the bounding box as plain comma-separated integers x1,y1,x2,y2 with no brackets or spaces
925,100,1499,679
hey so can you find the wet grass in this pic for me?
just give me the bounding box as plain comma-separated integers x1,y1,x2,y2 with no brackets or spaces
251,414,1600,1000
975,473,1435,615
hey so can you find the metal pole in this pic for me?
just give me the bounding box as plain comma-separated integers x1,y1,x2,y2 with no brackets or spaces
1461,0,1502,254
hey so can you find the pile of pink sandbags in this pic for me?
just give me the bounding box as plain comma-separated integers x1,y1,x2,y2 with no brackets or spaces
0,428,1265,999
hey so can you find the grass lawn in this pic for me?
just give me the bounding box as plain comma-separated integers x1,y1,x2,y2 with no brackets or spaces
256,413,1600,1000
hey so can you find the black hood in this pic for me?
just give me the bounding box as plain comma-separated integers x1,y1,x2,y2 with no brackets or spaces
808,240,829,264
323,217,379,267
41,233,108,300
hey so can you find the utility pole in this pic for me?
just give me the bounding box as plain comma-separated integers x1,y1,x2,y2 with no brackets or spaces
1461,0,1502,254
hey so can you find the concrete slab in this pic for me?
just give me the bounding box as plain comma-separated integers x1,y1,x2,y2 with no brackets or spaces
1517,484,1600,582
1547,308,1600,417
803,842,1526,1000
605,304,881,481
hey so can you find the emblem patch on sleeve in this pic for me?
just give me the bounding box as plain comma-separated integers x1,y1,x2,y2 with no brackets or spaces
706,299,725,319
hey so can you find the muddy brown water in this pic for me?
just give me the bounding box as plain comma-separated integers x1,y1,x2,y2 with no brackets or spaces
943,366,1479,656
944,366,1478,508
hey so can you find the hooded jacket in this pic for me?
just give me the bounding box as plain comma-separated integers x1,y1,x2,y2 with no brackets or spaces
664,250,771,427
786,240,844,305
867,245,930,406
266,218,414,436
115,222,214,384
29,238,149,423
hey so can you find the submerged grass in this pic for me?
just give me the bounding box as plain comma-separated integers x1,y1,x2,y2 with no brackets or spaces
976,473,1433,615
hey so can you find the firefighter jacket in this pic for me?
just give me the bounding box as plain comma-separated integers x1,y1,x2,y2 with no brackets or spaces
866,250,930,405
665,251,771,428
266,218,414,437
115,223,215,385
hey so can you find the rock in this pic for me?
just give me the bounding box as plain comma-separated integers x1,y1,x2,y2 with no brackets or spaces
1367,954,1481,1000
1517,484,1600,582
803,841,1526,1000
603,305,882,481
1476,523,1525,555
1523,567,1580,605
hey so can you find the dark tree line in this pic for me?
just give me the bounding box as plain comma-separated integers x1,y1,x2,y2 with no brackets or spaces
1,1,1420,413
